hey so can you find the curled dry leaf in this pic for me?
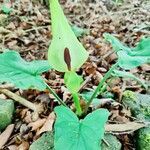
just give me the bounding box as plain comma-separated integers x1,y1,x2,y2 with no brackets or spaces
28,118,46,131
36,112,55,136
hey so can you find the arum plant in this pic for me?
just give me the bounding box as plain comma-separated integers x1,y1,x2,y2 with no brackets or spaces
1,0,149,149
84,34,150,109
48,0,109,149
48,0,88,116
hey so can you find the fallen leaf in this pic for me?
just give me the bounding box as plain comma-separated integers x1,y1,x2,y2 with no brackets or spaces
7,145,17,150
18,141,29,150
0,124,14,149
105,122,146,134
36,112,55,136
28,118,46,131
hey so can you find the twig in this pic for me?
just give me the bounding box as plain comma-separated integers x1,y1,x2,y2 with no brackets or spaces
24,25,50,33
0,89,42,113
78,74,93,92
0,83,14,89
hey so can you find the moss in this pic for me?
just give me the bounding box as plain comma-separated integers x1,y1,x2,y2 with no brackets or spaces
123,92,150,121
29,132,54,150
0,99,14,131
136,127,150,150
101,134,121,150
123,90,136,101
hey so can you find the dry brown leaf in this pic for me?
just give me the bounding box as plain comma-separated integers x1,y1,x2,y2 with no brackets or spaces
0,124,14,149
105,122,146,134
36,112,55,136
18,141,29,150
7,145,17,150
28,118,46,131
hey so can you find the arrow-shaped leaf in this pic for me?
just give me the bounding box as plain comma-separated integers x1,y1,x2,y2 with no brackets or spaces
103,33,150,70
0,51,51,90
54,106,109,150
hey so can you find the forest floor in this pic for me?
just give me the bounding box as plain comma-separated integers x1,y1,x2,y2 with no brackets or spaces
0,0,150,149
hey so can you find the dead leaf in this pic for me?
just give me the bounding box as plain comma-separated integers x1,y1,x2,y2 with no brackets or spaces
18,141,29,150
7,145,18,150
0,124,14,149
7,145,17,150
105,122,147,134
28,118,46,131
36,112,55,136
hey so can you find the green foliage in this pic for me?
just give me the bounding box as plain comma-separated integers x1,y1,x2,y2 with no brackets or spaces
1,4,12,14
112,0,124,5
103,33,150,70
123,92,150,121
122,90,136,101
1,0,12,14
71,25,88,37
81,91,102,106
48,0,88,72
103,33,130,52
136,127,150,150
81,91,113,109
0,99,14,130
112,70,148,89
101,133,121,150
117,51,149,70
0,51,51,90
54,106,109,150
64,71,83,94
29,132,54,150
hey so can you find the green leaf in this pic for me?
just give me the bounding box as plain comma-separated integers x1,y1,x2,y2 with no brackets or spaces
64,71,83,93
117,51,150,70
81,91,113,109
71,25,88,37
131,37,150,56
103,33,130,52
0,51,51,90
54,106,109,150
112,70,148,89
48,0,88,72
1,2,12,14
104,33,150,69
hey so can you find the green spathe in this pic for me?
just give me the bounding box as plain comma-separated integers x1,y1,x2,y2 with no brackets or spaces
54,106,109,150
48,0,88,72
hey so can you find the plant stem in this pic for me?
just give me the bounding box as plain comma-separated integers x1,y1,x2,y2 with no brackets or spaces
45,83,67,107
72,93,82,116
86,62,119,110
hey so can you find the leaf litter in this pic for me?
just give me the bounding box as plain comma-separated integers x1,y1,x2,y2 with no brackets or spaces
0,0,150,149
